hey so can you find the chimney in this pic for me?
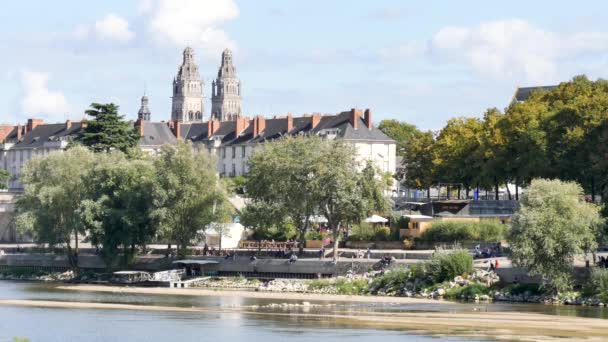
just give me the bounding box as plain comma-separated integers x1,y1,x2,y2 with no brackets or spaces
286,113,293,133
207,119,221,136
65,120,72,130
26,118,44,133
349,108,361,130
363,108,372,129
235,117,248,136
311,113,321,129
16,124,22,141
135,119,144,137
253,116,266,137
173,120,181,139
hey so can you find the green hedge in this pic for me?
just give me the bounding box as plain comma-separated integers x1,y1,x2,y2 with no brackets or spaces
418,221,507,243
427,249,474,282
349,223,392,241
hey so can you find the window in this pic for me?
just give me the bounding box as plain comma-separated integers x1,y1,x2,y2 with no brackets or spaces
241,146,246,157
222,164,226,176
222,148,226,159
231,164,236,177
232,146,236,158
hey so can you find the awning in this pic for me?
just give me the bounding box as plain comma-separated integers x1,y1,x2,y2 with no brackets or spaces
365,214,388,223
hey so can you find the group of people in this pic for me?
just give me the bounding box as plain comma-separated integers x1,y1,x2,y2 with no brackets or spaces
598,256,608,268
487,259,500,271
473,243,502,259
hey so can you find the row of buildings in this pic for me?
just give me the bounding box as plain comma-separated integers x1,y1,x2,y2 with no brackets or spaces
0,48,397,190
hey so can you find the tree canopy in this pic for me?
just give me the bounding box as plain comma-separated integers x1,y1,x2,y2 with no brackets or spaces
508,179,603,291
244,136,391,259
152,142,231,258
76,103,140,153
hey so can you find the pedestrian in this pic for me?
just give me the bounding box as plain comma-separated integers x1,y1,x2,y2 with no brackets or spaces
319,247,325,260
366,247,371,260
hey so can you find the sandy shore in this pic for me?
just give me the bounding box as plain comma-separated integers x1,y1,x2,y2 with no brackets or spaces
55,284,452,304
1,298,608,342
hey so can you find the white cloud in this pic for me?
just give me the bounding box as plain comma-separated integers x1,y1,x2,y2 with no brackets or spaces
146,0,239,57
21,71,69,120
94,14,135,43
429,19,608,83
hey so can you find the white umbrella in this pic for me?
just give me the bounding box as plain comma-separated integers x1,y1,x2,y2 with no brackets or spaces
365,214,388,223
308,215,328,223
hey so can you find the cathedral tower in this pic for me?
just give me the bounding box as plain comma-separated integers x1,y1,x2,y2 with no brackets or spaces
172,47,204,122
211,49,242,121
137,94,151,121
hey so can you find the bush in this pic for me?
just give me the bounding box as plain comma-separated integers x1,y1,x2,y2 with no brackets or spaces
418,221,506,243
305,229,328,240
374,227,391,241
589,268,608,302
444,283,490,299
506,283,545,296
335,278,369,295
427,249,473,282
349,223,393,241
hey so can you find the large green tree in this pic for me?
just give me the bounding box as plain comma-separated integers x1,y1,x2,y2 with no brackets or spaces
245,136,326,254
313,141,391,261
153,142,230,258
76,103,140,153
509,179,603,291
16,147,96,270
78,152,157,269
433,117,483,198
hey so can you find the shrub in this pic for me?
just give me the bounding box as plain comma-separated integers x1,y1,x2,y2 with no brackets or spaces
445,283,490,300
308,279,333,290
369,268,410,294
589,268,608,302
335,278,369,295
374,227,391,241
427,249,473,282
506,283,545,296
418,221,506,243
349,223,375,241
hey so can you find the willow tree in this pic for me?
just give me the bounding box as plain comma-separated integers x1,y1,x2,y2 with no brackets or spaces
16,146,96,270
153,142,230,258
509,179,603,291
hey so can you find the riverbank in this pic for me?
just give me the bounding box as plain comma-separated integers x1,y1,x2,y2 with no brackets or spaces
2,297,608,341
56,284,452,304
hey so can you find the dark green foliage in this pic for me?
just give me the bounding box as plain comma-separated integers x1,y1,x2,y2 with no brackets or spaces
418,221,507,243
588,268,608,303
76,103,140,153
427,249,474,283
0,169,10,189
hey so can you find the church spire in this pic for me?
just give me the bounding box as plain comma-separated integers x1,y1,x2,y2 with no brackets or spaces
138,94,151,121
211,48,242,121
171,47,204,122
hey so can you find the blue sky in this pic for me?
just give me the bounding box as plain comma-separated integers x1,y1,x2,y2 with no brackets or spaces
2,0,608,130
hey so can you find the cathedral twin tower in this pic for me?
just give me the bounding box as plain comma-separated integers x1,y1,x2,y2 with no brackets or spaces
170,47,242,123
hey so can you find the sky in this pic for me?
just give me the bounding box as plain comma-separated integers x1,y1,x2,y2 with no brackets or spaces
2,0,608,130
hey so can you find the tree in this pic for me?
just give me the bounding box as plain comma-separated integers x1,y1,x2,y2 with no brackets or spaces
313,142,391,261
245,136,326,254
0,169,10,190
153,142,230,258
78,152,157,269
433,117,483,198
508,179,603,291
402,130,435,193
16,147,96,270
76,103,140,153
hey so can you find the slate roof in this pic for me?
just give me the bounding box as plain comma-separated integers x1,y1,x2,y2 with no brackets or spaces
513,85,558,102
11,123,84,149
140,122,177,146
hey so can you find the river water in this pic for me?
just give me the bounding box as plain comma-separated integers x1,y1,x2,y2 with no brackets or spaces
0,281,606,342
